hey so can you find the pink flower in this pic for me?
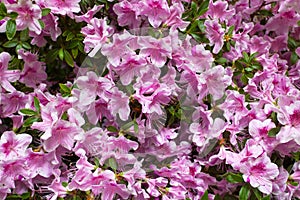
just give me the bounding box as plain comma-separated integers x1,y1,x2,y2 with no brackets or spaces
163,2,189,30
0,52,19,92
0,131,32,159
138,35,172,68
36,0,81,18
18,50,47,88
198,65,232,100
1,90,27,117
107,88,130,121
81,18,114,57
75,5,103,23
204,19,225,54
41,120,83,152
206,0,235,21
240,153,279,194
10,1,42,34
249,119,277,152
101,31,137,67
276,101,300,145
113,0,141,28
138,0,170,28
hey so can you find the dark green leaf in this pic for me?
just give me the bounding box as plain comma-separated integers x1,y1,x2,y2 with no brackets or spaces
239,184,250,200
268,127,280,137
15,44,23,52
66,32,75,41
21,192,30,199
108,157,118,171
197,20,206,32
107,126,118,132
3,40,18,48
67,41,78,49
249,52,259,61
226,42,231,51
251,65,262,70
201,190,208,200
94,157,100,168
46,49,59,63
23,117,39,127
252,188,262,200
34,97,40,113
134,120,139,133
6,19,16,40
38,19,45,29
0,3,7,16
8,12,18,19
42,8,51,16
262,195,270,200
198,0,210,17
241,74,248,84
64,49,74,67
62,182,68,187
227,25,235,36
242,52,250,63
72,48,78,58
20,109,37,116
226,172,244,183
291,52,298,65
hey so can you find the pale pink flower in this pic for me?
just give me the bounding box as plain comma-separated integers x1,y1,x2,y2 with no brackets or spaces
113,0,141,28
138,35,172,68
75,5,103,23
1,90,27,117
206,0,235,21
204,19,225,54
0,131,32,159
138,0,170,28
10,1,42,34
36,0,81,18
81,18,114,57
107,88,130,121
0,52,19,92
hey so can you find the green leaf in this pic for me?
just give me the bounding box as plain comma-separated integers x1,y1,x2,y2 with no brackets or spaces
66,32,75,41
21,42,31,50
6,19,16,40
38,19,45,29
291,52,298,65
251,65,262,70
239,184,250,200
226,172,244,183
72,48,78,58
134,120,139,133
226,42,231,51
34,97,40,113
64,49,74,67
197,20,206,32
268,127,280,137
198,0,209,16
3,40,18,48
21,192,30,199
227,25,235,36
42,8,51,16
59,83,71,94
245,67,253,72
46,49,59,63
121,121,135,131
58,48,64,60
262,195,270,200
200,190,208,200
252,188,262,200
23,117,39,127
249,52,259,61
66,41,79,49
8,12,18,19
94,157,100,168
0,3,7,16
241,74,248,84
62,182,68,187
20,109,37,116
108,157,118,171
215,57,227,64
242,52,250,63
107,126,118,132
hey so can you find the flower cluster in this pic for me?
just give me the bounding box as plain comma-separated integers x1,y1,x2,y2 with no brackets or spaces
0,0,300,199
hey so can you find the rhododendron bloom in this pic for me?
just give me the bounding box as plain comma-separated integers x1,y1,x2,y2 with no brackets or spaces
204,19,225,54
81,18,114,57
240,153,279,194
0,52,19,92
37,0,81,17
138,0,170,28
0,131,32,159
